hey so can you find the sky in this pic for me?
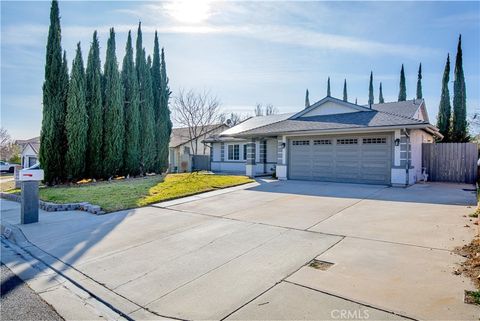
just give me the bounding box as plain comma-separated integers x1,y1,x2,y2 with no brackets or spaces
1,1,479,140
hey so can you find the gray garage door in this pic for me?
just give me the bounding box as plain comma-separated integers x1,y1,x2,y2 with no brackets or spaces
289,134,392,184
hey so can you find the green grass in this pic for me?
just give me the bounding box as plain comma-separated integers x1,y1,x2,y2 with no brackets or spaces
138,172,254,206
37,173,253,212
466,290,480,305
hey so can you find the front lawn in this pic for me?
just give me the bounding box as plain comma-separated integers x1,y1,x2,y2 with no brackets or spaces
38,173,253,212
138,172,253,206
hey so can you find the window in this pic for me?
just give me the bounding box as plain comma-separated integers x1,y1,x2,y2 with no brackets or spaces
313,139,332,145
337,138,358,145
243,144,247,160
362,137,386,144
292,140,310,146
227,144,240,160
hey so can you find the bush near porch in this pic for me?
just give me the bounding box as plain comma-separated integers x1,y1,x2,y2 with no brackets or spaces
30,173,253,213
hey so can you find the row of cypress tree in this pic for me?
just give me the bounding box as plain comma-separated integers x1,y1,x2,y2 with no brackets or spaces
316,40,468,144
437,35,468,142
39,0,172,184
314,63,423,106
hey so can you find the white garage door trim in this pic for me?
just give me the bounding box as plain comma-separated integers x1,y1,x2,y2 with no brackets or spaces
288,133,392,185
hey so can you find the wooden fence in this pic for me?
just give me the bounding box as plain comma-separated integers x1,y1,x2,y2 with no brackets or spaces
422,143,478,184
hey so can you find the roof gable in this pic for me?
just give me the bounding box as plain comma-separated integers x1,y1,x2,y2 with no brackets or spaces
370,99,427,121
291,96,371,119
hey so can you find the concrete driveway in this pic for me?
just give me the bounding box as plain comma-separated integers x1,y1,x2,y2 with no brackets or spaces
1,180,478,320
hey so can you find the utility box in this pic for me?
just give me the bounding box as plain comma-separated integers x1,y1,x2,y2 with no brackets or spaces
19,169,44,224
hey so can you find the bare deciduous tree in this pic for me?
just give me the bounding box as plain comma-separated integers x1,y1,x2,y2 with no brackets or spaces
254,103,278,116
173,89,223,155
220,112,250,126
0,127,20,162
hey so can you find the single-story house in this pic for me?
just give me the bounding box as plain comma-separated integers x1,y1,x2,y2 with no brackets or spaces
16,136,40,168
204,96,441,186
169,124,228,172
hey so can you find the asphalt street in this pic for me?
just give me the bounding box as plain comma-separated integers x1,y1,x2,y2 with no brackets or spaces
1,264,63,321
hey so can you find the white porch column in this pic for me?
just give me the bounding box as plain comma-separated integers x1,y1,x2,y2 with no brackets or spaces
276,136,287,180
245,139,256,178
391,129,412,186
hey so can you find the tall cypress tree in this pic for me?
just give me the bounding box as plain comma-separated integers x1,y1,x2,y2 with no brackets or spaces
59,51,69,179
305,89,310,108
159,47,172,171
379,82,385,104
416,63,423,99
39,0,67,184
327,77,331,97
136,23,156,173
398,64,407,101
103,28,124,177
85,31,103,178
452,35,468,142
343,79,347,102
437,54,451,142
122,31,140,176
151,31,163,171
368,71,374,106
65,43,87,180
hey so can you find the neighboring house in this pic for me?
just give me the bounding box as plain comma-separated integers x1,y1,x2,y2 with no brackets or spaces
16,136,40,168
169,124,228,172
205,96,441,186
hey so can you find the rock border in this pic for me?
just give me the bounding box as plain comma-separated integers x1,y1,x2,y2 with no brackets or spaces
0,192,105,215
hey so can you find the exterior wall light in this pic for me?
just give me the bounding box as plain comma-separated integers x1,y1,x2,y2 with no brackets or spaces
394,138,400,146
280,142,286,149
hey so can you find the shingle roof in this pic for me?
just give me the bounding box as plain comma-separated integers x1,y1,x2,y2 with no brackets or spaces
170,124,226,148
220,113,295,136
16,136,40,145
232,110,428,136
16,136,41,154
370,99,422,119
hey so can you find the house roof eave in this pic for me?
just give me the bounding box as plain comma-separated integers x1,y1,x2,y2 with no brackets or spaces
228,123,435,138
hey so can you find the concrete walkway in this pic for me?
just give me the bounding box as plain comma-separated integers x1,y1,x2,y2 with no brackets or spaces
1,180,478,320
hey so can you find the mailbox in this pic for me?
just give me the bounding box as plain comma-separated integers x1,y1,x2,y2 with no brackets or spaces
19,169,43,224
19,169,44,182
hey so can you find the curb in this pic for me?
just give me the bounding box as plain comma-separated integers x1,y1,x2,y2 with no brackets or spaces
0,222,167,321
0,192,105,215
1,227,126,320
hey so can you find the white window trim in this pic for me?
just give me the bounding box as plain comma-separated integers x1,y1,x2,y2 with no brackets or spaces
226,143,242,161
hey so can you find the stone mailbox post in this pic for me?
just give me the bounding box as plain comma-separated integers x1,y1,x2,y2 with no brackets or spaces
19,169,44,224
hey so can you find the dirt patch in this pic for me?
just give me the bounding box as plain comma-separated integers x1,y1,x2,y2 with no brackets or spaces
308,259,334,271
454,237,480,289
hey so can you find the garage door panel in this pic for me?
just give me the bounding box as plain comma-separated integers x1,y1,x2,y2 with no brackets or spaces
336,151,360,158
289,135,391,184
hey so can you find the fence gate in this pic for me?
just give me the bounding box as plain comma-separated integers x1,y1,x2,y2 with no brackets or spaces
422,143,478,184
192,155,210,171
